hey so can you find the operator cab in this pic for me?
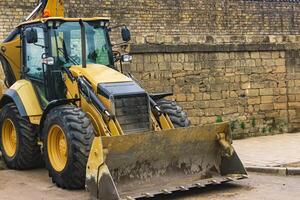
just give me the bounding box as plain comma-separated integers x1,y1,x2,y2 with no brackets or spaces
48,19,114,68
19,18,130,107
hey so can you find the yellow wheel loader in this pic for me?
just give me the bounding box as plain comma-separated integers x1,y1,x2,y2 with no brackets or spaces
0,0,247,199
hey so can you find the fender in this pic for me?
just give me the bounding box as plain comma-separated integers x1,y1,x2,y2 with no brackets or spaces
0,80,43,124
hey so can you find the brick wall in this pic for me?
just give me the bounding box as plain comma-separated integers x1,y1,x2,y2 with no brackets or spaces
1,0,300,137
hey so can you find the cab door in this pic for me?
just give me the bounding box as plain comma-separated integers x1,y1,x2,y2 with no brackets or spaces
22,25,51,108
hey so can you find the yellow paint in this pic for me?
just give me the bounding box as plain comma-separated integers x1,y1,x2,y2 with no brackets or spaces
65,67,125,137
81,98,121,137
114,119,124,136
9,80,43,124
29,116,42,125
107,119,120,136
86,136,105,178
159,114,173,130
98,95,112,112
70,65,132,90
64,73,79,100
68,66,82,77
25,0,64,21
86,137,116,200
1,119,17,157
1,36,21,80
86,112,101,136
80,96,111,137
217,132,234,157
165,114,175,129
102,122,229,154
150,113,161,131
44,0,65,18
47,124,68,172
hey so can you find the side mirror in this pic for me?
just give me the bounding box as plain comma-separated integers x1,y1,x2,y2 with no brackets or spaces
25,28,38,44
121,26,131,42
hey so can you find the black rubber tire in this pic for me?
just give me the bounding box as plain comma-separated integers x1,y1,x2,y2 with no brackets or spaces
43,105,94,189
156,99,190,127
0,103,43,169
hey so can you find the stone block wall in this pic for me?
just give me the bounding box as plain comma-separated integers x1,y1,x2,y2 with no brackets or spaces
1,0,300,43
286,50,300,131
126,44,300,138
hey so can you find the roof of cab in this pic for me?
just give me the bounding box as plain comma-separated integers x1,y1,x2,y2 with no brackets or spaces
18,17,110,27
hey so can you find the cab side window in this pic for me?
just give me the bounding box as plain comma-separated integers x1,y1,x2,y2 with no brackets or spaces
24,27,45,80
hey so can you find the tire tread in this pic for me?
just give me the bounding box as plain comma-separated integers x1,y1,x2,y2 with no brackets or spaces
156,99,190,127
43,105,94,189
0,103,43,169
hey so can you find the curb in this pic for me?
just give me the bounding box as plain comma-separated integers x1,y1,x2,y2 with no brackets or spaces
287,168,300,176
246,166,300,176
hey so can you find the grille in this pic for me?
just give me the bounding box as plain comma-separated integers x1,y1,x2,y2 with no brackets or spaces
114,94,150,134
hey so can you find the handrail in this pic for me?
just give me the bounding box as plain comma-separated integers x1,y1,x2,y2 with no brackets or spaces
25,0,47,21
25,0,64,21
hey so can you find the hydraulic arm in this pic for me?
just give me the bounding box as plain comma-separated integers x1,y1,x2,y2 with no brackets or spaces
26,0,64,21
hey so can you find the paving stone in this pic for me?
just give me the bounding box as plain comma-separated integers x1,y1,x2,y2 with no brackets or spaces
234,133,300,167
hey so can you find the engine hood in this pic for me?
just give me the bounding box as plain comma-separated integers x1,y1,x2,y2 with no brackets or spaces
69,64,132,88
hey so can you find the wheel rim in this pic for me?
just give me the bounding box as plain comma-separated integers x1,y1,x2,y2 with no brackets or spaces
47,125,68,172
1,119,17,157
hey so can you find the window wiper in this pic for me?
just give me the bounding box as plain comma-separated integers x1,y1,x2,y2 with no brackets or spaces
53,31,78,66
57,47,79,66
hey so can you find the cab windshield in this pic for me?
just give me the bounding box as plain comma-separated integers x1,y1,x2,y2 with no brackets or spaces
50,21,113,67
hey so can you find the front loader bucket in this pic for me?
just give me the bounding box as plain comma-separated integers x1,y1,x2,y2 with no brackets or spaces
86,122,247,200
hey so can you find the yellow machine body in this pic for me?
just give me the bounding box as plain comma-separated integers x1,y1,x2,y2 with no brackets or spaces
0,37,22,81
44,0,64,18
9,80,42,115
0,80,42,124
